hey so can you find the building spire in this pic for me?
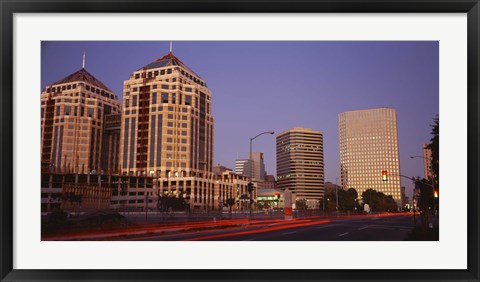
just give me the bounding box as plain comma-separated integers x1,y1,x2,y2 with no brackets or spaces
82,49,86,69
169,41,173,53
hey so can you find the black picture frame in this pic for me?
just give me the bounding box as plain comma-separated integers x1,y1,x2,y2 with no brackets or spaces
1,1,479,281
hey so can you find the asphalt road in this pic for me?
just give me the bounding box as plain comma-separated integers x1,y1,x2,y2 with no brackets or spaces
120,213,418,241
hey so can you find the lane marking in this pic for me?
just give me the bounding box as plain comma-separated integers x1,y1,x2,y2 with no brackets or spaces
282,231,297,235
338,232,349,237
315,225,334,229
358,226,369,230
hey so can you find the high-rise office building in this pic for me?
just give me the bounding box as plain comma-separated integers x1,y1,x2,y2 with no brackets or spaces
119,51,214,178
276,127,324,208
235,159,251,178
41,67,121,174
422,144,433,180
235,152,265,181
338,108,401,203
118,51,217,210
251,152,266,181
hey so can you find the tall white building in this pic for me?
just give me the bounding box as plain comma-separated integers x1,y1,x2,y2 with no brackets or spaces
338,108,401,203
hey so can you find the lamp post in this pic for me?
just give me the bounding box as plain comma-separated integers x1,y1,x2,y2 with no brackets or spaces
249,131,275,217
410,155,436,217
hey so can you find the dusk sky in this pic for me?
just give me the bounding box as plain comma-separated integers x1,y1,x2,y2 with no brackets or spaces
41,41,439,197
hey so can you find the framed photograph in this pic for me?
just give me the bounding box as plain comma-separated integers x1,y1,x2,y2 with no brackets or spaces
1,0,479,281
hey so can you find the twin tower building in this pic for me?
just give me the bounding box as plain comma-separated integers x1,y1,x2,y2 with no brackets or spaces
41,50,402,210
41,51,213,180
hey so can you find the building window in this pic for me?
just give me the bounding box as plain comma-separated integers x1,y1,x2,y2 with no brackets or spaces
161,85,169,90
162,93,168,103
152,93,157,105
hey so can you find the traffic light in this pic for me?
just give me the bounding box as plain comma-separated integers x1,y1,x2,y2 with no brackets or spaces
247,182,254,194
434,190,439,198
382,170,388,181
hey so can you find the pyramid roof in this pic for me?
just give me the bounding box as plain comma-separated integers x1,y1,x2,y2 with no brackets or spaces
52,68,113,92
139,52,201,78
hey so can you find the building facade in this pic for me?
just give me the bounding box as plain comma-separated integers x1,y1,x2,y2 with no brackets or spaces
422,144,433,180
251,152,266,181
276,127,324,209
235,152,265,182
234,159,251,178
214,169,256,211
119,51,214,179
41,67,121,175
338,108,401,204
258,174,277,189
118,51,217,210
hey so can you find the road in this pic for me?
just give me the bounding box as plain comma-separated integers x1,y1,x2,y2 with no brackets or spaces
44,213,423,241
137,213,416,241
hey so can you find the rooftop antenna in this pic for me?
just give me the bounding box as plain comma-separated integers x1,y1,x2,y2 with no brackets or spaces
169,41,173,53
82,49,86,69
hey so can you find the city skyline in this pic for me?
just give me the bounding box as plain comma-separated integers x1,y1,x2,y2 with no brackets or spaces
41,41,439,197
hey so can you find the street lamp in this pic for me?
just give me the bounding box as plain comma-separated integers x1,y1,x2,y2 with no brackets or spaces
410,155,437,217
249,131,275,217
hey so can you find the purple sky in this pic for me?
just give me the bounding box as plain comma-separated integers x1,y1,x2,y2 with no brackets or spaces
41,41,439,198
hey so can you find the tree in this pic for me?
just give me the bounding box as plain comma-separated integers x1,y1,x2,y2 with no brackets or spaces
345,188,358,212
414,178,434,212
427,116,439,182
295,199,308,211
361,189,397,212
226,198,236,213
158,195,187,212
63,192,83,215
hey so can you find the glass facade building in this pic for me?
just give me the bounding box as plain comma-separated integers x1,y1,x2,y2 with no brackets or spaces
338,108,401,203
